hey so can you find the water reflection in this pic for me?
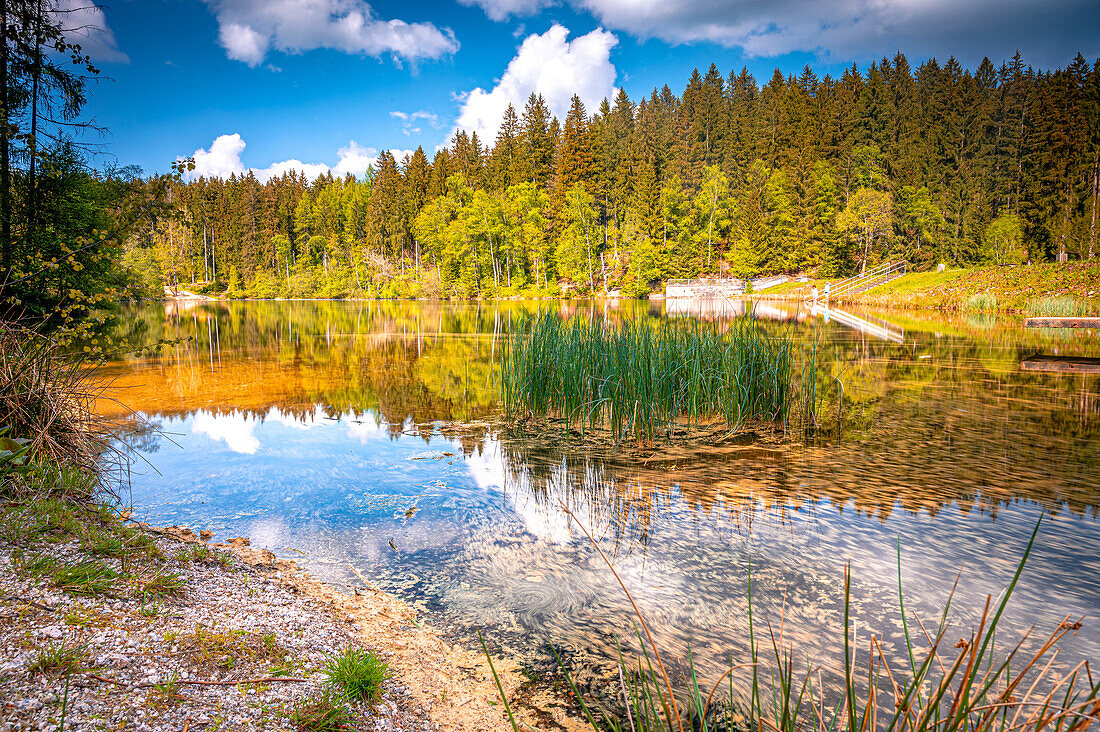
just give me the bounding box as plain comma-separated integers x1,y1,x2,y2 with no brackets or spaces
96,301,1100,699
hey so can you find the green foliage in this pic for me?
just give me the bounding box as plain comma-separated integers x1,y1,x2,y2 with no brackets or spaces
501,313,796,441
837,188,893,273
119,247,164,300
289,686,356,731
965,293,998,313
12,52,1100,305
985,213,1028,265
322,648,391,702
1027,295,1093,316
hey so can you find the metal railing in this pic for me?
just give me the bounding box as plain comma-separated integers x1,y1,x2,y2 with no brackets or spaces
825,260,908,300
665,277,746,298
749,275,790,292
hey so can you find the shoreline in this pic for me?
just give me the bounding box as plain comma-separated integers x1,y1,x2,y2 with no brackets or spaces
0,509,583,731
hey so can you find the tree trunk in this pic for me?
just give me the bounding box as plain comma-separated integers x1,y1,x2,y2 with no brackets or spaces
27,0,41,244
0,0,11,281
1089,152,1098,260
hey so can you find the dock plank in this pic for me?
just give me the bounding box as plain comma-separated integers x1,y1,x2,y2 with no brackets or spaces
1024,317,1100,329
1019,356,1100,374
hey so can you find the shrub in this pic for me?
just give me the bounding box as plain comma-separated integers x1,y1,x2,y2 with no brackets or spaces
0,321,120,495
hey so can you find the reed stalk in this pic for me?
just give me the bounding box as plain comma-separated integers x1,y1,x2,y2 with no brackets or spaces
501,314,800,441
485,513,1098,732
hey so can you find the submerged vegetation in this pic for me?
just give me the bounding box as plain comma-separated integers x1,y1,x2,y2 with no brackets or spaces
488,517,1099,732
501,313,806,441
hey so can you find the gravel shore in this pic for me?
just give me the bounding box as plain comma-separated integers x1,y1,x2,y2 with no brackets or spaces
0,521,581,731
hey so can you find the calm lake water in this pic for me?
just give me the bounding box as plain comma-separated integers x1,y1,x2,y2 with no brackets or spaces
95,299,1100,698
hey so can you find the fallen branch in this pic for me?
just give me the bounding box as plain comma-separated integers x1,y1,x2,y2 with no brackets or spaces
87,672,308,688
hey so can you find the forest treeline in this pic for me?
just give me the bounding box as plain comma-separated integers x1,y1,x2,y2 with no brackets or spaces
128,52,1100,299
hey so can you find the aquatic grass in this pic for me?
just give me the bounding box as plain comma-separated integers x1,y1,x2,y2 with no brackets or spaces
487,513,1099,732
501,314,798,441
1026,296,1092,317
965,293,998,313
321,647,391,702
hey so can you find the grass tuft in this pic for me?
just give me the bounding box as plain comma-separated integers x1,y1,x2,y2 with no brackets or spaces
130,565,185,599
965,292,998,313
28,641,89,676
290,686,356,731
322,647,391,703
51,559,120,595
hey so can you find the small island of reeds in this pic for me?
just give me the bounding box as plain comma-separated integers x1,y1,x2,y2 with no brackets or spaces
501,314,811,442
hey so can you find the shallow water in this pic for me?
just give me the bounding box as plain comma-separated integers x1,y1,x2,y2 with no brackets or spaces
95,299,1100,696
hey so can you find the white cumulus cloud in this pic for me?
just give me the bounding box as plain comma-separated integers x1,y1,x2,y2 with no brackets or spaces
572,0,1099,66
182,134,411,182
201,0,459,67
451,24,618,145
457,0,555,22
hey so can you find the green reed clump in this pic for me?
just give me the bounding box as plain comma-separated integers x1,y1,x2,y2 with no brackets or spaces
1027,296,1092,317
965,292,998,313
501,314,796,440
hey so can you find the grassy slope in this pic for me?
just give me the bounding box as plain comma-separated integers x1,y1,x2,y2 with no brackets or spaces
761,263,1100,313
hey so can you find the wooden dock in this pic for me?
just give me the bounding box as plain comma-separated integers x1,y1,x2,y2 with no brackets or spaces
1024,317,1100,328
1020,356,1100,374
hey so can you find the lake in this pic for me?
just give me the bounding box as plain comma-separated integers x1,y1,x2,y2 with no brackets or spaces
93,299,1100,702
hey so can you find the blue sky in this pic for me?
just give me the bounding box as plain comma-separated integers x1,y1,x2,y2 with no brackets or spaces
76,0,1099,179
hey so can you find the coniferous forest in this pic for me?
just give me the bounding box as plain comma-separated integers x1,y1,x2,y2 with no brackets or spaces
128,53,1100,299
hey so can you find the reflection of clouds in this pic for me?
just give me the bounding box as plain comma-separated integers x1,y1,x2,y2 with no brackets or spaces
346,418,386,443
466,438,606,545
187,406,343,454
191,410,261,454
264,405,325,429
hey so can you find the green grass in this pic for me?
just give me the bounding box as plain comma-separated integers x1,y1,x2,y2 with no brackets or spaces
813,262,1100,313
501,314,799,441
51,559,121,595
1026,296,1093,317
965,292,998,313
322,648,391,702
860,268,969,296
289,686,356,731
486,516,1098,732
131,565,186,599
28,641,89,675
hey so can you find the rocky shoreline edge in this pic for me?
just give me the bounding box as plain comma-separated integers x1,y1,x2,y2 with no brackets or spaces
1,518,582,731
